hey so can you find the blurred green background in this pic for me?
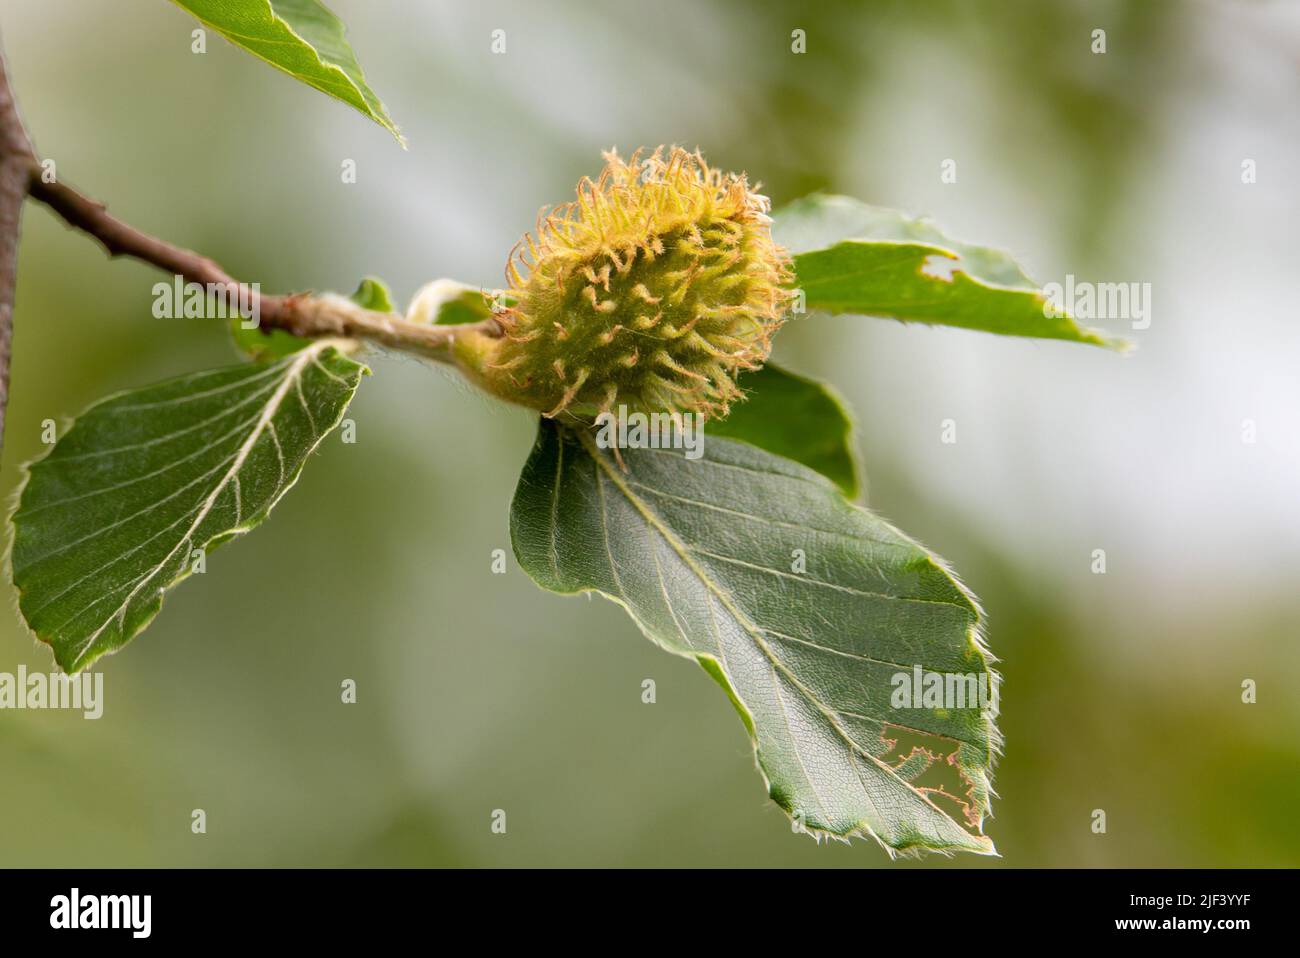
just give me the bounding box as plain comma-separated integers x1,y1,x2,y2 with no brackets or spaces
2,0,1297,867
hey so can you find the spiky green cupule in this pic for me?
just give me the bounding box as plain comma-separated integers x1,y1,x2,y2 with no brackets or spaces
461,147,793,420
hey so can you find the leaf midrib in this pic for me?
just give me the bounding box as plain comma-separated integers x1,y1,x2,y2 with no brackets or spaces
573,429,978,822
67,343,326,664
177,5,363,103
797,240,1043,296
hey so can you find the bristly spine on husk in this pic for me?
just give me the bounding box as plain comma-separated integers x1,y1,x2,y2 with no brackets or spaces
454,147,794,420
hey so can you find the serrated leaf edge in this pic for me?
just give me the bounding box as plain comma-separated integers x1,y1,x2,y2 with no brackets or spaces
6,340,367,673
513,423,999,856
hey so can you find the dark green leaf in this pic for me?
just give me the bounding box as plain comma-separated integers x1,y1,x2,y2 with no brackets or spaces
511,419,999,855
711,362,862,498
10,341,367,672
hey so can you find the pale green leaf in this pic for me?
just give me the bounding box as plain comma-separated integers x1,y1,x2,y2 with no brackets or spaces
231,275,394,361
511,420,999,855
10,341,367,672
776,193,1126,348
349,275,395,313
229,319,311,362
170,0,403,144
711,362,863,499
405,279,509,327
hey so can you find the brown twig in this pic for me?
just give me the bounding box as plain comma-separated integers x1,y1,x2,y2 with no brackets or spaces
0,40,36,464
0,40,500,462
22,173,499,358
